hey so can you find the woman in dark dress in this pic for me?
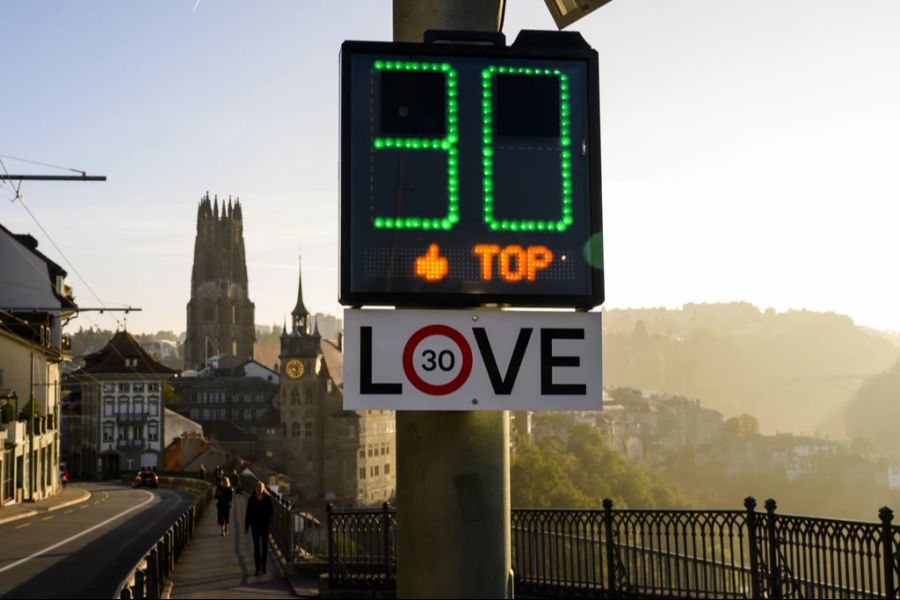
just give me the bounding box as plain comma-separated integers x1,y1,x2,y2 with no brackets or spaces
215,477,234,536
245,481,274,575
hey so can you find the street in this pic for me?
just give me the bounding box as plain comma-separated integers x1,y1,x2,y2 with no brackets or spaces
0,483,197,599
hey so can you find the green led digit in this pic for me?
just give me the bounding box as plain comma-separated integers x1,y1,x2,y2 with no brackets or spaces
372,60,459,231
481,66,574,232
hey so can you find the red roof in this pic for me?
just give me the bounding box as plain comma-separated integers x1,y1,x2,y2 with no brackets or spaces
77,330,177,375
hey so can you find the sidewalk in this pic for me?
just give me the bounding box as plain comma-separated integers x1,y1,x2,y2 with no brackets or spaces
169,493,297,599
0,485,92,525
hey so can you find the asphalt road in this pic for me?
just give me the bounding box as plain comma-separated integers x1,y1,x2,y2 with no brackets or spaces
0,482,197,599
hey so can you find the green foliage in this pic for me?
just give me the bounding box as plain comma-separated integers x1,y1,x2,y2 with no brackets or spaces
18,398,40,421
512,424,693,509
0,401,14,424
845,359,900,454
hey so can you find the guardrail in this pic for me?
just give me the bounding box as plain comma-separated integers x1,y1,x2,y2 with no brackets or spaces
326,498,900,598
116,478,213,599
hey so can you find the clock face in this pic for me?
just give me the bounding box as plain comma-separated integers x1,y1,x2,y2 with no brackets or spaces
285,359,305,379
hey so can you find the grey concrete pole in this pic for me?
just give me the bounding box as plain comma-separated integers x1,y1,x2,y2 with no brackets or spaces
392,4,512,598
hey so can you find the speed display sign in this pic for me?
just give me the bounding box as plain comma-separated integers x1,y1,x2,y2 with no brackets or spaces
343,308,602,411
340,30,603,309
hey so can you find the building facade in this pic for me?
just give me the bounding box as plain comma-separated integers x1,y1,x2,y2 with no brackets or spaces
276,262,395,507
0,224,76,504
184,193,255,369
73,331,176,478
171,358,279,459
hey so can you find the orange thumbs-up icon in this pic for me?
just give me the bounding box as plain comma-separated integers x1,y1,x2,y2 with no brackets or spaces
415,243,449,282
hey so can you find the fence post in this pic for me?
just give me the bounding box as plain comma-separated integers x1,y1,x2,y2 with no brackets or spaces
744,497,762,600
880,506,895,599
603,498,616,595
134,570,144,600
148,549,159,599
327,503,336,584
383,502,393,584
765,498,782,600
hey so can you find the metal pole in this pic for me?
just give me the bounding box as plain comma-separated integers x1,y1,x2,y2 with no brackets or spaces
393,3,508,596
29,349,35,500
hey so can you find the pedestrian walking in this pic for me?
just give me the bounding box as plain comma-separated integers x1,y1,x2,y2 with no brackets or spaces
61,465,69,488
231,468,242,494
198,464,206,481
245,481,274,575
214,477,234,536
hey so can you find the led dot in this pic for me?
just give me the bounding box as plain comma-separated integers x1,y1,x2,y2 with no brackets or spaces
374,217,384,227
560,136,571,147
556,222,566,231
490,222,499,230
537,222,546,231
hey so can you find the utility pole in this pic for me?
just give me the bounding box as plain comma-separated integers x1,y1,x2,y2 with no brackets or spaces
392,5,511,599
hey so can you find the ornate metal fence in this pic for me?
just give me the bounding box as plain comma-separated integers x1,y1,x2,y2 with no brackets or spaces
326,498,899,598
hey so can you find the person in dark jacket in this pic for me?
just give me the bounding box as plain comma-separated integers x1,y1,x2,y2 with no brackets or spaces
215,477,234,536
245,481,274,575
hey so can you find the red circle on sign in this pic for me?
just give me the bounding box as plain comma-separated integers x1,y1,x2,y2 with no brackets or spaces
402,325,473,395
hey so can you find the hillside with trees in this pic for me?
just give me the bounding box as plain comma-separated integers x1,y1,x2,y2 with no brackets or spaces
602,303,900,437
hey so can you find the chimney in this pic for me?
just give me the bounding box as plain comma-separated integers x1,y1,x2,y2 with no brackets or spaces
337,332,343,351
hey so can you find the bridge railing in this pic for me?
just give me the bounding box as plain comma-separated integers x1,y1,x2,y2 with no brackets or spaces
325,498,899,599
116,479,213,599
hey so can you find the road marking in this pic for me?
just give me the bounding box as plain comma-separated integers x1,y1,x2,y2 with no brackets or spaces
0,490,155,575
63,509,74,514
79,505,88,510
41,516,55,521
14,523,31,529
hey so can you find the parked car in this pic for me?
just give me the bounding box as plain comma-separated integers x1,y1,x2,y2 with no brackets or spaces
133,469,159,488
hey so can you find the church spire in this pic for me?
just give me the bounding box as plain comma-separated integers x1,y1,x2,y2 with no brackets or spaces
291,257,309,334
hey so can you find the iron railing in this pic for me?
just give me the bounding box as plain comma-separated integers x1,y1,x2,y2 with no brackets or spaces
116,480,213,599
325,498,899,598
327,502,397,591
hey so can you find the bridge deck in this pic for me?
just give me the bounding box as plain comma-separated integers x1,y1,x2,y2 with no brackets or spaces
169,492,296,599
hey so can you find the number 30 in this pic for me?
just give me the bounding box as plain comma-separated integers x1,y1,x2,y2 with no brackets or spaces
371,60,574,234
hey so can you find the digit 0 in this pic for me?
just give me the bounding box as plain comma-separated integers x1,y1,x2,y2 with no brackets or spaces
481,66,574,233
371,60,460,232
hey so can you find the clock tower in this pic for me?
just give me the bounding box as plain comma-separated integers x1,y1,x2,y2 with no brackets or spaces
278,258,325,497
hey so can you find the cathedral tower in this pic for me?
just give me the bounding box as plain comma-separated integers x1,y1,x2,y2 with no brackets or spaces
185,192,256,369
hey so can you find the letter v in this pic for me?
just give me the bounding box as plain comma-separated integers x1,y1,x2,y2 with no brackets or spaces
473,328,533,395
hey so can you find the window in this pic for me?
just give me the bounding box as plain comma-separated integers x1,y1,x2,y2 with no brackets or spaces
133,383,144,393
327,380,333,393
385,464,390,475
291,389,300,406
305,391,313,405
118,400,129,415
118,427,127,441
220,408,227,420
118,383,129,393
190,409,199,420
202,408,210,420
148,423,159,442
291,422,300,438
359,449,365,460
304,421,313,438
368,445,373,458
374,465,380,477
104,400,114,417
103,383,115,393
359,468,366,480
103,424,114,442
133,400,144,416
148,383,160,393
148,402,158,416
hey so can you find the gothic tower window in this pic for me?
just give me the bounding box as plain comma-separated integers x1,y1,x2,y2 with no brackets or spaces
291,389,300,406
291,422,300,437
304,421,314,438
305,391,313,405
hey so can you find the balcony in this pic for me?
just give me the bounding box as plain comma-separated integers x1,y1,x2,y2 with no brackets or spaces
116,438,146,449
116,413,148,423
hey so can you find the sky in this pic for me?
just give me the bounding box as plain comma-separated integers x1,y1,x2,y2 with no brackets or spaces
2,0,899,334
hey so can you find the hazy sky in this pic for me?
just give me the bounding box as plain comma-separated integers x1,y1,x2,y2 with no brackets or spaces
2,1,899,334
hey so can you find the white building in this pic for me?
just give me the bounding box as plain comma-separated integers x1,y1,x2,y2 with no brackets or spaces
74,331,176,478
0,224,77,505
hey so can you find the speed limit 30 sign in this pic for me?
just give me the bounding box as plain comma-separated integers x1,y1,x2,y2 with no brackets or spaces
343,309,601,410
